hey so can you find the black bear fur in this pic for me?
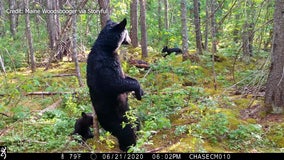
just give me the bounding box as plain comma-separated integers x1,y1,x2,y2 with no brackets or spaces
72,112,94,142
161,46,182,57
86,18,143,152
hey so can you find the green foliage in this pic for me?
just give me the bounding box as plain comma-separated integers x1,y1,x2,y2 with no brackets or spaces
228,124,272,151
99,132,116,149
0,0,280,153
267,124,284,148
11,106,31,121
1,112,76,152
174,125,188,136
190,113,229,144
129,130,152,153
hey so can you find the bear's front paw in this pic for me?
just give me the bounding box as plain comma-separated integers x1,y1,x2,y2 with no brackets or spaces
134,89,144,100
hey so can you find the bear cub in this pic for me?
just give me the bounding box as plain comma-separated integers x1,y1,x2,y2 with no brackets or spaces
162,46,182,57
72,112,94,142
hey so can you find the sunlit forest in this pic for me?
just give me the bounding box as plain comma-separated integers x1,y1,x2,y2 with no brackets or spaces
0,0,284,153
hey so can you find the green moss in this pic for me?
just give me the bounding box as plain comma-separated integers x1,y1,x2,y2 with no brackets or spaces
232,98,250,110
267,124,284,147
161,136,205,152
246,118,257,124
154,73,181,90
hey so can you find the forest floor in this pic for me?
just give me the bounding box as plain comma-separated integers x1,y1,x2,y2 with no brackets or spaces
0,47,283,153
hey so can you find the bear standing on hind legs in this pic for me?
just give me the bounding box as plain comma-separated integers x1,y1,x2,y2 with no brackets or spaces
86,18,144,152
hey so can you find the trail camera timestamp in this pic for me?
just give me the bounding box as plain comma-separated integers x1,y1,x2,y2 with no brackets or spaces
152,154,182,160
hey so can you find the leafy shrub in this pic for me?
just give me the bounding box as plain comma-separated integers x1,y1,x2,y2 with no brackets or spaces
228,124,272,150
191,113,229,143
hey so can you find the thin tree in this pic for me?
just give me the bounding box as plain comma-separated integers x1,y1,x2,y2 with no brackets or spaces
71,0,84,87
265,0,284,114
130,0,139,47
9,0,17,38
25,0,36,72
140,0,148,58
193,0,203,54
210,0,218,54
45,0,62,70
180,0,189,61
164,0,169,44
98,0,110,29
204,0,209,51
158,0,162,33
242,0,255,63
0,0,4,37
209,0,218,90
46,0,59,51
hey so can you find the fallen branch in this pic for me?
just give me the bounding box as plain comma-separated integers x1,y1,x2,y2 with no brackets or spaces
49,74,77,78
38,99,62,115
146,147,165,153
0,113,9,117
25,91,76,96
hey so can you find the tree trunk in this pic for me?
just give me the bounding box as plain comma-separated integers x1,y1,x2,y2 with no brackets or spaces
0,0,4,37
71,0,84,87
34,0,41,37
44,0,89,71
164,0,169,45
242,22,254,63
25,0,36,73
130,0,139,47
204,0,209,51
9,0,17,38
265,0,284,114
54,0,61,41
158,0,162,35
98,0,110,29
164,0,169,29
46,0,56,50
210,0,218,54
140,0,148,58
242,0,255,63
193,0,203,54
180,0,189,61
209,0,218,90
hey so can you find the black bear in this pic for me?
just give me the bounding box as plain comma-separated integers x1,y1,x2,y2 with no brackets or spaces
86,18,143,152
72,112,94,142
161,46,182,57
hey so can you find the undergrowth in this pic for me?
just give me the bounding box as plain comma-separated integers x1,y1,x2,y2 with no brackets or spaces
0,50,282,153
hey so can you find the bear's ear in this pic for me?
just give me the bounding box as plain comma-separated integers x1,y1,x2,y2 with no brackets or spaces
113,18,127,31
81,112,87,118
106,19,112,25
